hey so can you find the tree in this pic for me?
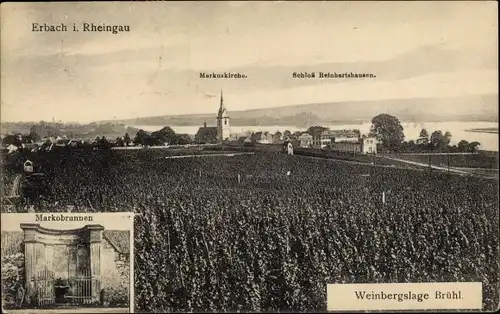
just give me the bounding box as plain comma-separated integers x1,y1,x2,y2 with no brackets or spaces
124,133,131,146
126,126,140,136
419,128,429,138
369,114,405,149
25,131,40,143
430,130,443,148
307,126,328,138
468,141,480,153
175,134,192,145
2,134,21,146
444,131,452,146
28,126,42,142
283,130,292,140
406,140,417,152
116,137,125,147
134,130,151,146
249,132,256,143
292,131,302,139
418,128,429,144
273,131,282,142
430,130,451,151
457,140,469,152
250,132,261,143
151,127,177,145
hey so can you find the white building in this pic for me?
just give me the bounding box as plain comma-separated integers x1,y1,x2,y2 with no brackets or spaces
361,137,378,154
298,133,313,148
328,136,378,154
255,132,274,144
313,129,361,148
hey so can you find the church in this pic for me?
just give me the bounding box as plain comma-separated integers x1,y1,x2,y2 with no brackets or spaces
195,90,230,144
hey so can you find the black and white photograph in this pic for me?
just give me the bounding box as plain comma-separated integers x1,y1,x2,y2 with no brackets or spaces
1,1,498,313
0,213,134,313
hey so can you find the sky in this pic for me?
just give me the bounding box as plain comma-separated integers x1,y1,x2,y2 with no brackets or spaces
1,1,498,123
0,212,135,231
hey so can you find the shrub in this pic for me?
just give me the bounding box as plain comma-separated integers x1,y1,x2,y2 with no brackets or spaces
1,253,25,308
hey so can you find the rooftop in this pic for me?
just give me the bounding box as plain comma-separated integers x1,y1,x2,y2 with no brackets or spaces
321,129,360,137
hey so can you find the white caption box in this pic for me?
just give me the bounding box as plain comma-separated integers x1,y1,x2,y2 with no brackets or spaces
327,282,482,311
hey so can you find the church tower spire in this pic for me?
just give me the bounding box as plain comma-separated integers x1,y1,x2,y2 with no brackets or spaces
218,89,225,118
216,89,230,142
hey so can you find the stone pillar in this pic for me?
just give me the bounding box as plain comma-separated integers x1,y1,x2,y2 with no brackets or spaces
20,224,39,305
86,225,104,303
45,245,53,276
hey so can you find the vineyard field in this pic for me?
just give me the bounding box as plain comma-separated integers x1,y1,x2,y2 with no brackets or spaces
1,150,499,312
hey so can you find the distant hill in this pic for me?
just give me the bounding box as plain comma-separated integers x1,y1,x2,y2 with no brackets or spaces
101,94,498,127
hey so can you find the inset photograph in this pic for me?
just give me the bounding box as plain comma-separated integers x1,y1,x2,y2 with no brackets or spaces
1,212,134,313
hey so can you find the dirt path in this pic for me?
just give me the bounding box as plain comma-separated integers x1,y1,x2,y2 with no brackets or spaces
295,154,498,180
164,152,255,159
379,155,469,174
379,155,498,179
295,154,426,172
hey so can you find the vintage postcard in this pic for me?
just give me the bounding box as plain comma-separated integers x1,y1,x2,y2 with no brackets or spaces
0,212,134,313
1,1,498,313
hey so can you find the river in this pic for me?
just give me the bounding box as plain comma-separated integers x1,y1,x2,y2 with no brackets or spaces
131,121,499,151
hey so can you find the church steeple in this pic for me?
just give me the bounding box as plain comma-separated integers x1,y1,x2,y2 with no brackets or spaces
216,89,230,142
218,89,225,117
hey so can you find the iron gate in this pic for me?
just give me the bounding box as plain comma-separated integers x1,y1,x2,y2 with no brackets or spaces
67,269,99,305
33,268,55,306
32,269,100,306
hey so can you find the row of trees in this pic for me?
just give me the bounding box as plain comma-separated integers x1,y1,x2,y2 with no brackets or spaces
413,129,480,153
369,114,481,153
127,127,191,147
27,121,138,139
2,122,140,146
131,128,301,146
2,126,189,150
271,130,301,141
2,132,40,146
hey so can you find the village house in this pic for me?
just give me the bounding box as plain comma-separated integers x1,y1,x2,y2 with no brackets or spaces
228,133,240,141
236,136,253,145
298,132,313,148
416,136,429,145
313,129,360,148
195,122,218,144
329,135,378,154
314,130,360,148
361,136,378,154
251,131,274,144
23,143,39,152
310,128,377,154
6,144,18,154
